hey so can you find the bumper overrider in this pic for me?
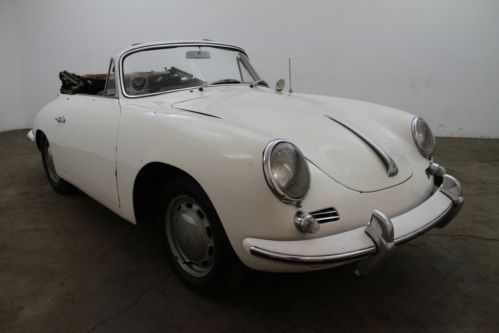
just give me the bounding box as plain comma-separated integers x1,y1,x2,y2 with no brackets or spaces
244,171,463,274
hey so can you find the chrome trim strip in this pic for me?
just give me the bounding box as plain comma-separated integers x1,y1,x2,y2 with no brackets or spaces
325,115,398,177
249,246,376,264
249,174,463,265
311,211,338,216
315,216,340,222
313,213,337,218
173,107,221,119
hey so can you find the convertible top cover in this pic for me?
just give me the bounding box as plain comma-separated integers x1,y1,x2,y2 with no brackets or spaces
59,71,106,95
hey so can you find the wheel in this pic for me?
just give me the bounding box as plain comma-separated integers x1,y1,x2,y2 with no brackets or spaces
41,136,73,195
158,177,245,294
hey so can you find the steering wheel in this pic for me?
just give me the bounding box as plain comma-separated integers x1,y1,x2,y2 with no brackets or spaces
166,66,194,79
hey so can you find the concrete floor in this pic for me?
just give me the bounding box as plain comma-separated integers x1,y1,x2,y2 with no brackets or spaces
0,129,498,332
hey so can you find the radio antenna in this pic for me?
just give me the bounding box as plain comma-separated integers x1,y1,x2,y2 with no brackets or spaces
288,58,293,93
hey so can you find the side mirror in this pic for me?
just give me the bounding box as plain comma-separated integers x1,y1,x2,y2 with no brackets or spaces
275,79,285,92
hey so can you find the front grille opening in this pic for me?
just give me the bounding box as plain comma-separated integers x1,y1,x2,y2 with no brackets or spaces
310,207,340,224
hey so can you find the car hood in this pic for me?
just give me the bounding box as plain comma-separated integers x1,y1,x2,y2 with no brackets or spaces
169,88,413,192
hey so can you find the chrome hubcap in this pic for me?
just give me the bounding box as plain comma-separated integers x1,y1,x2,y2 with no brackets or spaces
45,143,60,183
165,195,214,277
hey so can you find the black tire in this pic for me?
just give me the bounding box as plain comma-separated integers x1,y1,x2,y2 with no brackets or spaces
41,136,74,195
158,176,246,295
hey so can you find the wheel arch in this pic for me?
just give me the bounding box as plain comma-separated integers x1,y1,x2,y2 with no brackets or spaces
132,162,214,228
35,129,46,151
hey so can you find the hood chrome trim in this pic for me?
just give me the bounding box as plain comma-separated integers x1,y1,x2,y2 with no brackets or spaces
173,106,221,119
325,115,398,177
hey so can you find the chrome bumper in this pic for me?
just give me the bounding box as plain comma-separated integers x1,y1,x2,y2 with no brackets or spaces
247,174,463,273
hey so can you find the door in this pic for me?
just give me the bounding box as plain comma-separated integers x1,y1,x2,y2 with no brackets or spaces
57,59,121,206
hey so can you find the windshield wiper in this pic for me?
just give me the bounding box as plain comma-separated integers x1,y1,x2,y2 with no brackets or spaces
210,79,242,85
251,79,269,88
199,79,242,91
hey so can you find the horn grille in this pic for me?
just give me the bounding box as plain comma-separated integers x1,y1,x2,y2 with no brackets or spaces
310,207,340,223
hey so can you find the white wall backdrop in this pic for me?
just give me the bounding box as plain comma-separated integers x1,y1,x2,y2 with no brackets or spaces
0,0,498,137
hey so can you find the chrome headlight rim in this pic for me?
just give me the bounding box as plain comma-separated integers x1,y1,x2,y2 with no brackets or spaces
411,117,435,159
263,139,311,205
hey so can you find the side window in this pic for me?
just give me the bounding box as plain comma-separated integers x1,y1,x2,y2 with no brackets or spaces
104,60,117,97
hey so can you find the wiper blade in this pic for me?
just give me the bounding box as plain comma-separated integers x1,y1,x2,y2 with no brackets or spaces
199,79,242,91
210,79,242,85
251,79,269,88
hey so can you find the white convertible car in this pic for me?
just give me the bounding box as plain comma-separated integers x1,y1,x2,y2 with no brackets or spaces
28,40,463,293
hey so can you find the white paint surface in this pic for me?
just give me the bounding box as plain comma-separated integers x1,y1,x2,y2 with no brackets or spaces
0,0,498,137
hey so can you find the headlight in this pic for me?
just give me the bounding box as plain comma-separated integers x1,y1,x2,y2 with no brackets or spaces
411,117,435,159
263,140,310,205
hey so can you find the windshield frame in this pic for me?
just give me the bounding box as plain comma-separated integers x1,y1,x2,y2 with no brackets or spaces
118,42,260,99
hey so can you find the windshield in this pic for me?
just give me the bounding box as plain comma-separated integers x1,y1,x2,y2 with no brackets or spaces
122,46,261,96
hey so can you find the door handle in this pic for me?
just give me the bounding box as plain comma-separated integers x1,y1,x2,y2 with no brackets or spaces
55,116,66,124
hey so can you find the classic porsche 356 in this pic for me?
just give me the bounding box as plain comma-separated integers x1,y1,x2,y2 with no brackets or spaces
28,41,463,293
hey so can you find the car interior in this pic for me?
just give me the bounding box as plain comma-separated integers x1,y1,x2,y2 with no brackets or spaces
59,67,204,96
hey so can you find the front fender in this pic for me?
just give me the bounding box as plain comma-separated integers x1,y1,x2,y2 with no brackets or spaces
116,105,287,241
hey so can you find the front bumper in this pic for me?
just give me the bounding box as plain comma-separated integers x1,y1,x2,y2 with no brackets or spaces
243,174,463,273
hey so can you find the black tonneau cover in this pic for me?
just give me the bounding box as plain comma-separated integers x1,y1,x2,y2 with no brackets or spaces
59,71,106,95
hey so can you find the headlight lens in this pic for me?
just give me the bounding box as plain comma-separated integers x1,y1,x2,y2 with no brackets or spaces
411,117,435,159
263,140,310,204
